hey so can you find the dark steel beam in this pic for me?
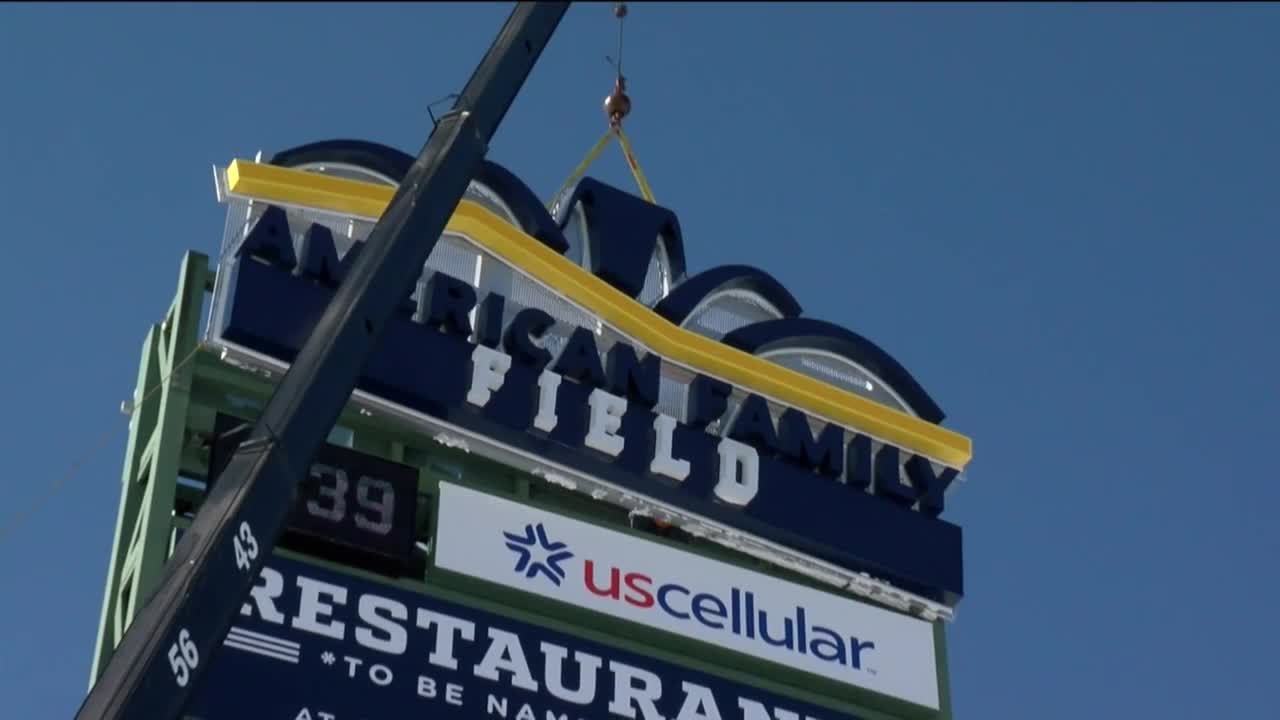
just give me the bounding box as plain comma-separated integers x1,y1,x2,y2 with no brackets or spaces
76,4,570,718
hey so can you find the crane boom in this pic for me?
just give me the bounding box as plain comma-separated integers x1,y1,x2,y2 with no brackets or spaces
76,4,570,718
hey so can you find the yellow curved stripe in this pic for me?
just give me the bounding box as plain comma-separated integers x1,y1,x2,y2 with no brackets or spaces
226,160,395,219
224,160,973,467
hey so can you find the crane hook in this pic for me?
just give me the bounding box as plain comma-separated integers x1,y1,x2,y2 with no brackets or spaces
604,75,631,129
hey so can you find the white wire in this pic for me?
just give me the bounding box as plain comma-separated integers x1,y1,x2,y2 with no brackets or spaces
0,342,204,543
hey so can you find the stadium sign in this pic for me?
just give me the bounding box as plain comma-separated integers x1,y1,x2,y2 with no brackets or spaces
187,553,873,720
208,143,972,616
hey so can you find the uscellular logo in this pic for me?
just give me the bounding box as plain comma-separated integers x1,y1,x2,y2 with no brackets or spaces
501,517,881,677
502,522,574,586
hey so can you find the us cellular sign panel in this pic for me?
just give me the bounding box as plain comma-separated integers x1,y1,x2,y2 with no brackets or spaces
434,483,940,710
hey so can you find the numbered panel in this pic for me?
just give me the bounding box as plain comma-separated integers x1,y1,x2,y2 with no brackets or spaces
210,413,420,573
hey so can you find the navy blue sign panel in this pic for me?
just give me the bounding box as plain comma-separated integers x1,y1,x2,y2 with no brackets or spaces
217,249,962,602
185,554,864,720
209,413,420,574
217,252,963,605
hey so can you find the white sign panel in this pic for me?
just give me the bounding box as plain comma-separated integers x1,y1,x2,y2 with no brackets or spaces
434,483,940,710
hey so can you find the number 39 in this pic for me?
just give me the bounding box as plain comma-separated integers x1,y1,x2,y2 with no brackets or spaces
306,465,395,536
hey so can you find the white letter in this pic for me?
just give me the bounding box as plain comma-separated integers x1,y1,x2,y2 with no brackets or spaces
417,609,476,670
474,628,539,691
343,656,363,678
488,695,508,717
541,642,601,705
534,370,562,432
608,660,666,720
446,683,465,706
585,388,627,456
370,664,393,686
650,414,690,481
240,567,285,623
676,682,723,720
713,438,759,506
356,595,408,654
418,675,438,698
294,710,313,720
292,576,347,640
467,345,512,407
736,700,769,720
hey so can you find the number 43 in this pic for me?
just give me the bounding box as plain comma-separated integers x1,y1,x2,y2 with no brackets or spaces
233,521,258,571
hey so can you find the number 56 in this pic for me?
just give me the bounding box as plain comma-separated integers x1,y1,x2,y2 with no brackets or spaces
168,628,199,687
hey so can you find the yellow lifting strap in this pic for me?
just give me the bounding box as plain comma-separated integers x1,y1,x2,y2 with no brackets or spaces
548,3,656,211
615,127,656,203
547,125,656,211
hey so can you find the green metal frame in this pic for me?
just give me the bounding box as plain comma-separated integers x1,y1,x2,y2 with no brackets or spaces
91,251,955,720
91,253,208,683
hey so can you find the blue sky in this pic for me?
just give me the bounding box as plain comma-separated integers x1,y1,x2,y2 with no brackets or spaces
2,3,1278,718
